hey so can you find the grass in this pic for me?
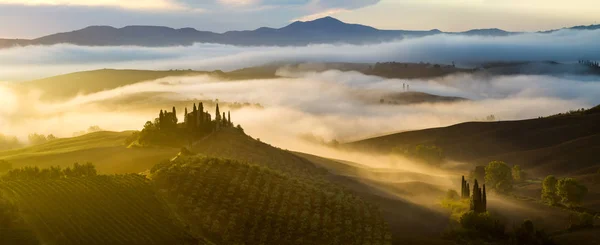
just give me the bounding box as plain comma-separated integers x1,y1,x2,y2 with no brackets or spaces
0,131,179,174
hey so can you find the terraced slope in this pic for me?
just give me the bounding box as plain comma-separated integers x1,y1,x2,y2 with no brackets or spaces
152,156,391,245
0,175,199,245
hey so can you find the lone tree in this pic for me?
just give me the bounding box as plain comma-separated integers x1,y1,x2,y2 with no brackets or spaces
542,175,560,205
512,165,526,182
485,161,513,193
557,178,588,207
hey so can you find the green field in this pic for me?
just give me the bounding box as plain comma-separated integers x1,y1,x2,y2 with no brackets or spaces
0,174,198,245
0,131,179,174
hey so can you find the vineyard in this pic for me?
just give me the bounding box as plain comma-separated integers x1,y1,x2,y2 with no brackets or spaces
191,128,328,180
0,174,199,245
152,156,392,245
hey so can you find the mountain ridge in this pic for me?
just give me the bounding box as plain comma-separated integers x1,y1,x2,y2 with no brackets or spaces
2,17,599,48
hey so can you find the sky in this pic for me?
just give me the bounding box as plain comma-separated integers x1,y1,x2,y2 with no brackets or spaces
0,0,598,39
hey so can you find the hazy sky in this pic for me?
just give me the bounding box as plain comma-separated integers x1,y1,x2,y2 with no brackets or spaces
0,0,598,38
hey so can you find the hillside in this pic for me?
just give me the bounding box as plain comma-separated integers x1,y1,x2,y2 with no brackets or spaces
21,69,212,101
190,128,451,243
347,107,600,177
151,156,391,245
0,174,198,245
0,131,179,174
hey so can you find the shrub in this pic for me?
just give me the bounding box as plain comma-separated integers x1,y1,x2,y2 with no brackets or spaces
556,178,587,207
512,220,556,245
446,189,460,200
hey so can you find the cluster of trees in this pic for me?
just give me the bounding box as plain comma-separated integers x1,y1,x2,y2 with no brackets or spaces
394,144,445,166
3,163,96,180
137,103,240,147
28,133,57,145
151,156,392,245
0,174,197,245
460,176,487,214
579,60,599,68
467,161,527,194
72,125,103,137
0,133,22,151
542,176,588,207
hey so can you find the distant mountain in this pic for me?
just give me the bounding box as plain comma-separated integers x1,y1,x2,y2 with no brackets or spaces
0,17,598,48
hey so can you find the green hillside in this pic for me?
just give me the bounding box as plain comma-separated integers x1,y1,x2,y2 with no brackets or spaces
191,129,451,243
0,131,179,174
0,174,198,245
152,156,391,245
22,69,210,101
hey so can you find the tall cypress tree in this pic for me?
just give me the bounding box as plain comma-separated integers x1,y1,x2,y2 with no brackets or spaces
222,112,226,126
172,106,178,124
228,111,231,126
215,104,221,122
193,103,197,113
482,184,487,212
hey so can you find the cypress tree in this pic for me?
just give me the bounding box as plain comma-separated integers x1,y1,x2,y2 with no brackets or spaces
482,184,487,212
223,112,226,126
461,176,466,198
184,107,188,125
215,104,221,122
228,111,231,126
199,103,204,118
159,110,164,129
172,106,178,124
466,183,470,199
193,103,197,112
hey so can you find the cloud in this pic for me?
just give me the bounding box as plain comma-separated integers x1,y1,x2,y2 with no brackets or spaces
0,0,190,10
1,29,600,81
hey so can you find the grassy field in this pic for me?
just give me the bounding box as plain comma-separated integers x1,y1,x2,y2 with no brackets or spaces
0,131,179,174
0,174,198,245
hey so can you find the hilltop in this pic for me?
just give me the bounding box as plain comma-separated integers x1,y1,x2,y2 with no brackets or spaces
2,17,599,49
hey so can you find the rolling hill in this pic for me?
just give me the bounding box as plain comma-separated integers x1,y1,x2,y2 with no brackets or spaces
190,128,451,243
0,174,199,245
347,106,600,177
152,156,391,245
0,131,179,174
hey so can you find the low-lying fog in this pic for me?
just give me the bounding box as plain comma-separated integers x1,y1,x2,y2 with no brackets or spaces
2,70,599,151
1,28,600,81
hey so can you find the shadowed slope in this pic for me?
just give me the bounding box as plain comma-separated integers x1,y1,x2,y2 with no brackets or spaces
348,108,600,176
